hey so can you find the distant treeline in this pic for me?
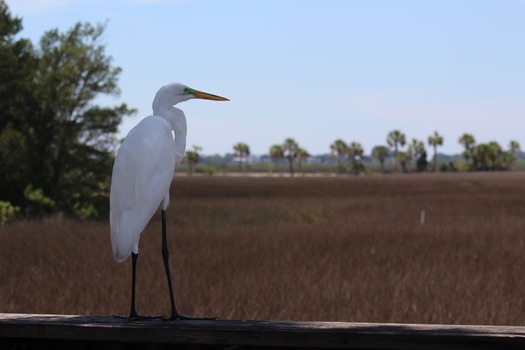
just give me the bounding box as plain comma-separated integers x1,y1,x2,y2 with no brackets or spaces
181,132,523,176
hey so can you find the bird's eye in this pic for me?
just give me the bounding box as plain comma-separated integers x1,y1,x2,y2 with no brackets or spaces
182,87,196,96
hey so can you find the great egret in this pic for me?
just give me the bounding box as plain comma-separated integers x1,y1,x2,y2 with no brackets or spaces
110,82,228,320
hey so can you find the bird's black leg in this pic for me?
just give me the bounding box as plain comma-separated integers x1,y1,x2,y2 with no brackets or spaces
161,209,182,319
161,209,217,321
116,252,160,320
119,252,162,321
129,252,139,319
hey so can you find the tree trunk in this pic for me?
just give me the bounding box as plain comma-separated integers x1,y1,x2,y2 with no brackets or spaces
393,145,398,172
288,156,294,177
433,145,437,172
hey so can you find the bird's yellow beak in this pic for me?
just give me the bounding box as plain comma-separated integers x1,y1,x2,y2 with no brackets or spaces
194,90,229,101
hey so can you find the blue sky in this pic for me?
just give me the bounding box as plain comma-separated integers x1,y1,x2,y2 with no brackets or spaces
8,0,525,156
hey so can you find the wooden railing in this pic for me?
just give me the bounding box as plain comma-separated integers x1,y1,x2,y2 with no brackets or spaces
1,313,525,349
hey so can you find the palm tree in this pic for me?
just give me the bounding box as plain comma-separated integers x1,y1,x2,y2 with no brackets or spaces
396,151,409,173
416,150,428,172
295,147,310,173
487,141,502,170
473,143,490,171
233,142,250,173
283,138,299,177
472,142,503,171
509,140,521,170
269,144,284,173
408,139,426,172
184,145,202,175
428,131,444,172
501,151,515,171
458,133,476,168
330,139,348,174
371,145,389,172
347,142,364,175
387,130,406,171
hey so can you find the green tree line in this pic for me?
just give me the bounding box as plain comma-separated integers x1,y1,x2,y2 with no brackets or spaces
330,130,520,174
184,131,521,177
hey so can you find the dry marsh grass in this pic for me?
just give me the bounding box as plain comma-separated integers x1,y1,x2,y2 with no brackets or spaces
1,172,525,325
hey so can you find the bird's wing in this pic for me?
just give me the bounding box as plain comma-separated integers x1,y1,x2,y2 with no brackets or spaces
110,116,176,261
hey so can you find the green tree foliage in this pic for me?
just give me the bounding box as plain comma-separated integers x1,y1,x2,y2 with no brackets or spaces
330,139,348,174
458,133,476,169
0,2,35,213
509,140,520,170
0,200,19,224
233,142,250,172
428,131,444,172
295,147,310,173
283,138,299,177
396,151,409,173
184,145,202,175
347,141,364,175
471,141,515,171
417,151,428,172
408,139,427,172
473,143,495,171
457,136,517,172
387,130,406,172
371,145,390,172
0,2,134,218
510,140,520,156
269,144,284,173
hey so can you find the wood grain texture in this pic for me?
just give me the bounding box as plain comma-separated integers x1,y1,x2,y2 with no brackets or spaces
1,313,525,349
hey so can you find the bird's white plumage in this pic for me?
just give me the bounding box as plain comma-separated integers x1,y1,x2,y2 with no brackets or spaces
110,116,176,261
109,82,227,264
109,82,227,319
110,83,191,262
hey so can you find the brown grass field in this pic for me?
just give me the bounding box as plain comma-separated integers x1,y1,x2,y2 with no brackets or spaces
1,172,525,325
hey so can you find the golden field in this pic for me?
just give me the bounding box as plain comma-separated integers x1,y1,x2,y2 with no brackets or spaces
1,172,524,325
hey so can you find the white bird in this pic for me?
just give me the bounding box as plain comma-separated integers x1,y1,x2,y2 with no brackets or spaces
110,82,228,320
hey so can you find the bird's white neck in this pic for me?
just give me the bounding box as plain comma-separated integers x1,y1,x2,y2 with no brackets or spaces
169,108,187,164
154,105,187,164
151,86,192,164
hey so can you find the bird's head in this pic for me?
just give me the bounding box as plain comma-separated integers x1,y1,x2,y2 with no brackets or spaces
153,82,228,115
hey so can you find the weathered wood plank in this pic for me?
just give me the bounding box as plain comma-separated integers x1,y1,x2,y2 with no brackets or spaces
1,313,525,349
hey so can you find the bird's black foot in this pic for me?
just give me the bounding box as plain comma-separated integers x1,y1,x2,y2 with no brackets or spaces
168,313,219,321
131,314,164,321
113,313,164,322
